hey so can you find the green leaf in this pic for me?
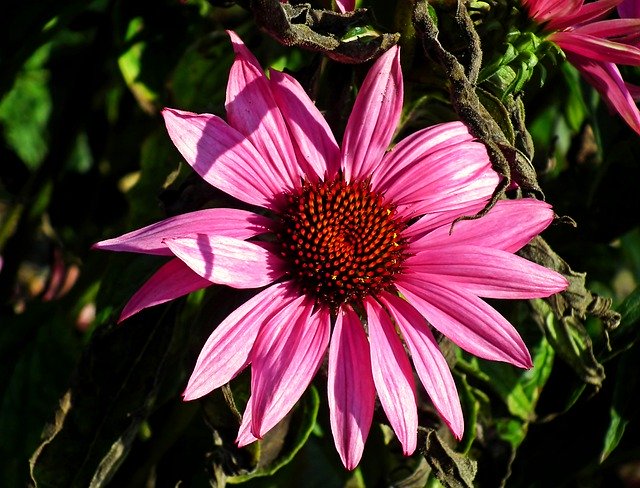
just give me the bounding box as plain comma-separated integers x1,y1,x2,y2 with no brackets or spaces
454,372,479,454
600,341,640,461
600,347,640,462
457,356,532,421
609,285,640,353
0,304,82,487
495,418,527,448
124,130,178,228
520,335,555,405
226,386,321,483
477,87,515,143
561,63,588,133
420,428,477,488
29,300,182,488
171,33,234,112
532,299,605,388
117,17,159,113
0,42,52,169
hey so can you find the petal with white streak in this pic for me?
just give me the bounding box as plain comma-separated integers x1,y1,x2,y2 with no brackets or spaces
93,208,272,256
405,246,569,299
342,46,403,182
164,235,285,288
250,301,330,438
365,297,418,455
397,279,533,368
411,199,554,252
184,282,297,400
379,292,464,440
269,70,340,180
328,305,375,470
162,108,283,208
226,31,302,189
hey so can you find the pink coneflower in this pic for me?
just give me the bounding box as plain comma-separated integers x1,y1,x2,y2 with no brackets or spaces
94,31,568,469
521,0,640,135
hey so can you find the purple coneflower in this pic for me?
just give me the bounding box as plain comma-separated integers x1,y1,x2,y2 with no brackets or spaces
95,31,568,469
522,0,640,134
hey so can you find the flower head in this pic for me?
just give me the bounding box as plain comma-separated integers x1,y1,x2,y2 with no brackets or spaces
94,31,568,469
522,0,640,135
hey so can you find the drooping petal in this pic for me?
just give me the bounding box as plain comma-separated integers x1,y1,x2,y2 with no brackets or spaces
365,297,418,456
226,31,302,189
236,395,259,447
328,305,375,470
405,246,569,299
410,199,554,252
551,31,640,65
119,258,212,322
342,46,403,182
164,235,286,288
547,0,622,30
568,55,640,135
381,140,499,220
183,282,297,400
93,209,273,256
162,108,283,208
379,292,464,440
573,18,640,43
372,121,474,191
269,70,340,180
397,279,533,368
250,301,330,438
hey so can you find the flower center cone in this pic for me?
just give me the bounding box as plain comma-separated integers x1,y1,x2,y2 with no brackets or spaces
277,177,408,308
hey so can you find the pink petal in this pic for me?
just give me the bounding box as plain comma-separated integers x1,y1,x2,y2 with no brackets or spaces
547,0,622,30
269,70,340,180
183,282,297,400
568,55,640,135
522,0,582,24
372,121,474,191
574,19,640,42
379,292,464,440
411,199,554,252
250,301,330,438
226,31,302,190
119,258,212,322
328,305,375,470
405,245,569,299
552,31,640,65
93,209,273,256
336,0,355,13
342,46,403,182
162,107,283,208
236,395,258,447
164,235,286,288
364,297,418,456
396,280,533,368
380,141,499,219
404,201,490,241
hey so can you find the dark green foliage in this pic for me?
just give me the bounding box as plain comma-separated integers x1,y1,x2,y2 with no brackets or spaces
1,1,639,487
